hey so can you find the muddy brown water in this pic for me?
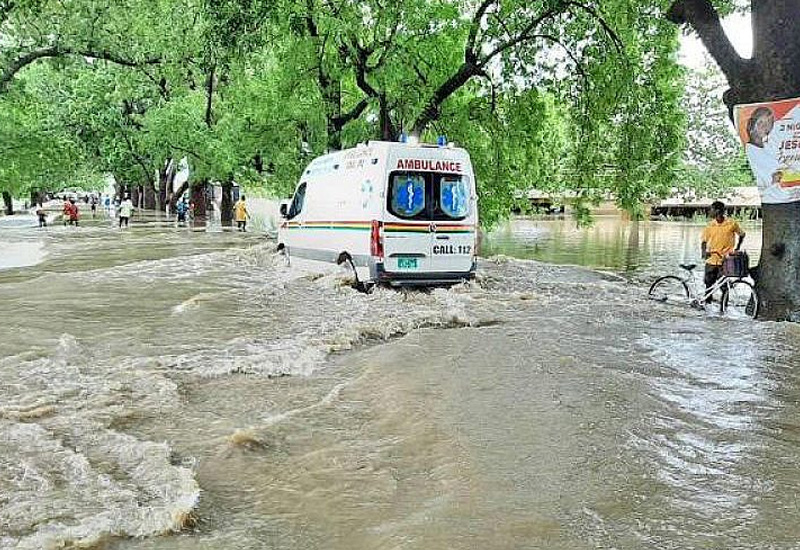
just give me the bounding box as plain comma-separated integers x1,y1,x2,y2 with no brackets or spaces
2,214,800,550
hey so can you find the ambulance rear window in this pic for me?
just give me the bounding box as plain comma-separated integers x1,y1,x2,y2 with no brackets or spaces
439,177,469,219
389,174,426,218
388,171,470,220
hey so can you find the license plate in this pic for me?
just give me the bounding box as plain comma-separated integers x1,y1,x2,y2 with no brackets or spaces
397,258,418,269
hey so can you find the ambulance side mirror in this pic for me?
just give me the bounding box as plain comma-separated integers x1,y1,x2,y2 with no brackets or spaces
279,201,289,218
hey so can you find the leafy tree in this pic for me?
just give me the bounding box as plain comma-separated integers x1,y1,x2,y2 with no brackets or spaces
667,0,800,320
677,58,751,194
0,74,92,212
0,0,691,236
0,0,175,93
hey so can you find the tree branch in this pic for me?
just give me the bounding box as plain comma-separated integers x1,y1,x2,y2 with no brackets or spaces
412,62,478,134
563,1,623,53
480,4,566,63
331,97,369,130
167,142,210,165
0,46,60,92
305,0,319,37
491,12,514,45
120,127,154,185
466,0,497,62
205,64,215,128
0,45,161,92
666,0,746,82
352,40,380,99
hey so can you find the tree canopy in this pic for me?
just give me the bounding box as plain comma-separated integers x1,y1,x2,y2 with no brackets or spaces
0,0,704,223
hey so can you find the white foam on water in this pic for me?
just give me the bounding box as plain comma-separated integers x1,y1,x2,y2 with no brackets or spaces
1,422,199,550
72,244,336,291
171,291,224,315
0,335,200,549
167,277,484,378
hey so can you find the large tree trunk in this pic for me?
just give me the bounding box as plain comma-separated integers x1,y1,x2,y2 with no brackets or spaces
130,186,141,210
220,181,233,226
143,184,157,210
758,202,800,321
30,189,44,207
2,191,12,215
668,0,800,320
158,162,168,211
190,180,208,218
158,158,176,211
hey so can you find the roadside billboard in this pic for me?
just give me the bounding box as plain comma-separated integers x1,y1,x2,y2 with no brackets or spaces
734,97,800,204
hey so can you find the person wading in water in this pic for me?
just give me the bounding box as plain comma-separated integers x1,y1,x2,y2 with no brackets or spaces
701,201,746,303
233,195,250,232
64,199,79,226
118,195,134,228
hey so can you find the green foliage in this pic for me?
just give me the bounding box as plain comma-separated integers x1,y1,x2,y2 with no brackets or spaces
0,84,89,196
0,0,697,226
676,57,752,193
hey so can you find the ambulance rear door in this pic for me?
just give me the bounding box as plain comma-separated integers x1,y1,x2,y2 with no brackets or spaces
382,155,476,275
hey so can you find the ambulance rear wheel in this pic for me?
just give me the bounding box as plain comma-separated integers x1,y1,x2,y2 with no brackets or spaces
336,252,368,292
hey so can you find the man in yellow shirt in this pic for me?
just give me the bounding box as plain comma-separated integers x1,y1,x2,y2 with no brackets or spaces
701,201,745,301
233,195,250,232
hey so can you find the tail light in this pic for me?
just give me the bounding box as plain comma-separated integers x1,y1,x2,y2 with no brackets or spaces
370,220,384,258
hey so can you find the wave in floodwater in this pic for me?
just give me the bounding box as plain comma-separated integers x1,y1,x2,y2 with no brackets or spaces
3,232,789,549
0,335,200,550
167,271,488,378
0,245,500,549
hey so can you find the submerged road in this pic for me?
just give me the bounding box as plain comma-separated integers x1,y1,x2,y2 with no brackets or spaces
0,218,797,550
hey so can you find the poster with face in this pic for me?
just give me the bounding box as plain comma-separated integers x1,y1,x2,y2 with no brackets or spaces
735,98,800,204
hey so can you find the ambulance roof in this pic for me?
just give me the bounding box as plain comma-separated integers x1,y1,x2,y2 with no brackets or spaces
302,141,469,178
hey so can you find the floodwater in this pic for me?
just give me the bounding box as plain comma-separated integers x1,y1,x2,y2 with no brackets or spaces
482,215,764,281
2,213,799,550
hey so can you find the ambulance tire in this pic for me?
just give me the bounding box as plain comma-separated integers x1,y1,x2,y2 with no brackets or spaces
337,252,372,294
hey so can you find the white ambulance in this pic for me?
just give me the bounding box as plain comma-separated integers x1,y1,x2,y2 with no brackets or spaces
277,140,478,287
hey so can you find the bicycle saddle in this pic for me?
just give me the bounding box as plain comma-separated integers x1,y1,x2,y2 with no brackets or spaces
680,263,697,271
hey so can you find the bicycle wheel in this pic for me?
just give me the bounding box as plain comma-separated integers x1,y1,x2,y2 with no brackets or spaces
721,279,759,319
648,276,689,305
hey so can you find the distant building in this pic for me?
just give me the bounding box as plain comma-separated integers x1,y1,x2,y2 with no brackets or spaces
651,187,761,219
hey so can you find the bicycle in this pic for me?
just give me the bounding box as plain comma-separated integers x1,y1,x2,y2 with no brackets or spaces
648,261,759,319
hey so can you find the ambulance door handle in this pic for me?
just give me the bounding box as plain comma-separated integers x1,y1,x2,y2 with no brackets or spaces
436,235,450,240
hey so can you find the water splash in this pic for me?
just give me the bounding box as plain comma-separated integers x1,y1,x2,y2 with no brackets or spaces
0,336,199,550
